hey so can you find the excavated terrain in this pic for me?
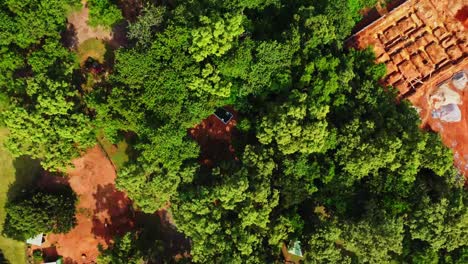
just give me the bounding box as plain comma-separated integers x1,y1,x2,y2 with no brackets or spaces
349,0,468,176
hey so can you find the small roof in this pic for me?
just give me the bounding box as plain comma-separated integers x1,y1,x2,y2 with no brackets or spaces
214,108,233,125
287,240,303,257
45,261,61,264
26,233,43,246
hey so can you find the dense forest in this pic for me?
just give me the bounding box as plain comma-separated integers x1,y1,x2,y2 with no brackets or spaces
0,0,467,263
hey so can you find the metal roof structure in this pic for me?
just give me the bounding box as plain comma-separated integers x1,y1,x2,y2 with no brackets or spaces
287,240,303,257
214,108,234,125
26,233,44,246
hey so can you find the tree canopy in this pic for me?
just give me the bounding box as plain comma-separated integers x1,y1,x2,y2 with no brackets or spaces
3,188,77,241
0,0,467,263
95,0,466,262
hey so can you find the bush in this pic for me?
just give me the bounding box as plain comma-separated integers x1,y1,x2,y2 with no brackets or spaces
88,0,123,29
32,250,43,263
3,187,77,241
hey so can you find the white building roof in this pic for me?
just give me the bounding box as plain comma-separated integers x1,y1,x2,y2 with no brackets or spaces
26,233,43,246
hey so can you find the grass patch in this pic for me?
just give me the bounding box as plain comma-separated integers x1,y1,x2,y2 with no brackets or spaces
97,132,130,170
77,38,106,65
0,128,26,263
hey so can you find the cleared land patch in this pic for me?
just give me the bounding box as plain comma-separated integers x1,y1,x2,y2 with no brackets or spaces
77,38,107,65
67,1,112,46
350,0,468,177
31,146,134,264
189,107,239,167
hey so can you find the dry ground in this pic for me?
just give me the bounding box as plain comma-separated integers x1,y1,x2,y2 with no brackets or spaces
66,0,128,50
32,146,134,264
189,107,239,167
67,1,112,46
416,65,468,177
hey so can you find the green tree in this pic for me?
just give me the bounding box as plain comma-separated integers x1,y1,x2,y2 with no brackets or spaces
256,90,335,155
87,0,123,28
84,0,464,262
3,188,77,241
304,224,352,264
98,232,143,264
341,216,405,263
173,146,280,263
189,14,245,62
408,191,468,252
0,0,95,170
127,5,166,47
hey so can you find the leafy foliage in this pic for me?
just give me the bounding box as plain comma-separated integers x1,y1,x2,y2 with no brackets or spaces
189,14,244,62
0,0,95,170
3,188,77,241
127,5,166,47
2,0,467,263
98,232,143,264
87,0,123,29
93,0,467,262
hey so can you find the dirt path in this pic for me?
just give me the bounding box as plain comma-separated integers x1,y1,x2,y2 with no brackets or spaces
66,0,129,50
67,1,113,46
33,146,134,264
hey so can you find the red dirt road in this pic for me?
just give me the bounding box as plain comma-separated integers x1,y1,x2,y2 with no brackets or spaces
34,146,134,264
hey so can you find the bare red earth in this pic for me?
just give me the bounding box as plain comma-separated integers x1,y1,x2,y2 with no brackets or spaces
189,107,239,166
415,67,468,177
32,146,134,264
350,0,468,179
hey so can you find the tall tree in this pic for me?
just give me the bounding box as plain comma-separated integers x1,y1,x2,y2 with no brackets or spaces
3,188,77,241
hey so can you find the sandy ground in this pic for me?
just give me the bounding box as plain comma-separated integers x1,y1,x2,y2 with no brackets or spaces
66,0,128,49
33,146,134,264
67,1,112,46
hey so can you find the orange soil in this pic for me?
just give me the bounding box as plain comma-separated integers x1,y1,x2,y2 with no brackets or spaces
350,0,468,179
33,146,134,264
413,66,468,177
189,107,239,167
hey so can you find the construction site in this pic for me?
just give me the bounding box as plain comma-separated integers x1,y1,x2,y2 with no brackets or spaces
349,0,468,176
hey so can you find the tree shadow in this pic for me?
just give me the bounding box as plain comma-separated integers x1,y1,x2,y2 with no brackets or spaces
6,156,42,202
0,249,7,264
36,171,71,194
117,0,143,23
103,42,116,71
190,106,239,168
135,210,191,263
109,20,129,50
91,184,134,245
63,257,78,264
61,23,79,50
123,131,138,162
